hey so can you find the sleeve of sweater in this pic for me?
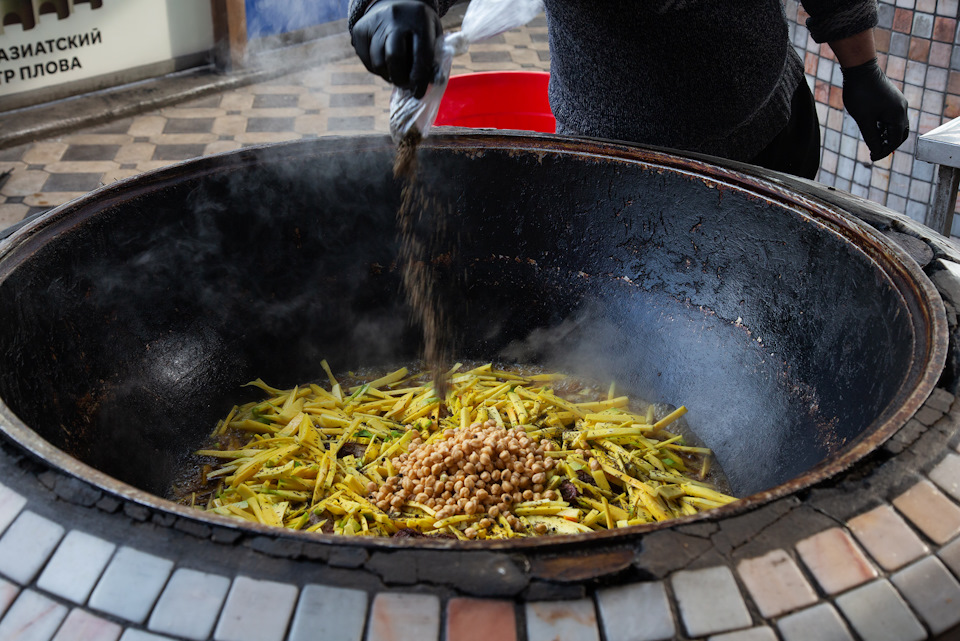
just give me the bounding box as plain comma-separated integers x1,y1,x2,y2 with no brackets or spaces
800,0,878,44
348,0,459,31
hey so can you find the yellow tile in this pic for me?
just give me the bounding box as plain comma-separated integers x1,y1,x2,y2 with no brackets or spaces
297,94,325,110
135,161,178,172
23,192,85,208
114,143,157,164
45,161,117,174
219,93,256,111
211,115,248,136
0,203,29,228
249,84,307,95
232,132,302,145
62,134,133,145
203,141,243,156
242,108,303,118
128,116,168,137
1,170,48,196
294,115,327,135
160,108,226,119
151,133,219,145
22,142,69,165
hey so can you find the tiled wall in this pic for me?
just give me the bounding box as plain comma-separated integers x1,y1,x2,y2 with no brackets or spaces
785,0,960,234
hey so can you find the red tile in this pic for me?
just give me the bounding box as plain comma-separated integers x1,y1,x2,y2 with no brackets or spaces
797,6,810,21
930,42,953,67
949,71,960,94
818,43,836,60
933,16,957,41
814,79,830,103
946,95,960,120
446,598,517,641
829,85,845,109
804,52,818,75
875,29,892,53
909,37,931,62
893,8,915,32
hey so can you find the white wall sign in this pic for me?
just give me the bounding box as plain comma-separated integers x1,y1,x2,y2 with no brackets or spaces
0,0,215,99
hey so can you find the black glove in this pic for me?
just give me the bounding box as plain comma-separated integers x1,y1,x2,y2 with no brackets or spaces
352,0,442,99
841,58,909,161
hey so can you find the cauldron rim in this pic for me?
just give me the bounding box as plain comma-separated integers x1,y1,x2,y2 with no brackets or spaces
0,131,948,551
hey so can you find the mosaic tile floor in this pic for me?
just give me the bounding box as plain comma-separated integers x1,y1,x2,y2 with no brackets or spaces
0,15,551,232
3,12,960,641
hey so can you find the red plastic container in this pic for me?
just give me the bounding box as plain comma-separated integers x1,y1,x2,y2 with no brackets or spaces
435,71,554,133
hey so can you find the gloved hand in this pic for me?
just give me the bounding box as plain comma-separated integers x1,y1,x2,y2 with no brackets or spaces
352,0,442,99
841,58,909,161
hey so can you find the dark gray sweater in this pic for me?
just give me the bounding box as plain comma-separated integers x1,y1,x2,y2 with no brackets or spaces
349,0,877,161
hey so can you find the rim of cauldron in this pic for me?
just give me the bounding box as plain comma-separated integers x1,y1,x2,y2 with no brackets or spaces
0,131,948,552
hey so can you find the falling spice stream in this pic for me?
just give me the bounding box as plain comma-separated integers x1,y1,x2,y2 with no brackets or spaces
393,133,450,398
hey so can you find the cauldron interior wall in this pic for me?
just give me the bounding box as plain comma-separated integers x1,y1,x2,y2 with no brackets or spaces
0,136,923,499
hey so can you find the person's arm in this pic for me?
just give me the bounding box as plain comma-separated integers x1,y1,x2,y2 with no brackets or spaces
801,2,909,161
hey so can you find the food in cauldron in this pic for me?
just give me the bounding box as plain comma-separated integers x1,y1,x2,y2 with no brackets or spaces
174,362,735,538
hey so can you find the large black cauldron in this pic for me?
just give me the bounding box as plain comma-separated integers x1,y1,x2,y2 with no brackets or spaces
0,133,946,541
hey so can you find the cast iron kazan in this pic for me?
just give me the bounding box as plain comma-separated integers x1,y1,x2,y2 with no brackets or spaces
0,132,947,548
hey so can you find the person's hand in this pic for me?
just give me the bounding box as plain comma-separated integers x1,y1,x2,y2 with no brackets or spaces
841,58,909,161
352,0,442,99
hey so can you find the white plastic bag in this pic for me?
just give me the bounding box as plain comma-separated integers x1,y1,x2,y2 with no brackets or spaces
389,0,544,142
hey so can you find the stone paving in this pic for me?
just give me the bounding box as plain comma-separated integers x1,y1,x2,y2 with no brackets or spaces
2,10,960,641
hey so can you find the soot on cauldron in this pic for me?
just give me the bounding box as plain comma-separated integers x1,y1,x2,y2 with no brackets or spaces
0,132,946,548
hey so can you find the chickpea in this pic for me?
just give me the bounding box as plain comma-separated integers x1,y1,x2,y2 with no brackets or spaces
488,505,500,518
480,471,492,482
534,523,548,535
502,481,514,494
589,458,601,471
532,472,545,484
475,489,489,502
522,489,534,501
465,527,478,539
479,518,494,529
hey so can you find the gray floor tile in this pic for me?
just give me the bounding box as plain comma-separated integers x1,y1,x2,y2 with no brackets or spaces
163,119,216,134
37,530,116,604
596,582,674,641
60,145,121,161
213,576,298,641
252,94,300,109
148,568,231,641
0,590,68,641
0,511,65,584
288,584,368,641
152,144,207,161
246,117,297,133
891,555,960,634
835,579,926,641
88,547,174,624
777,603,854,641
327,116,376,131
41,173,103,193
672,566,753,638
329,93,375,108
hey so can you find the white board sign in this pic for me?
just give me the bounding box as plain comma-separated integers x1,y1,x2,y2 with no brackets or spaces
0,0,215,99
